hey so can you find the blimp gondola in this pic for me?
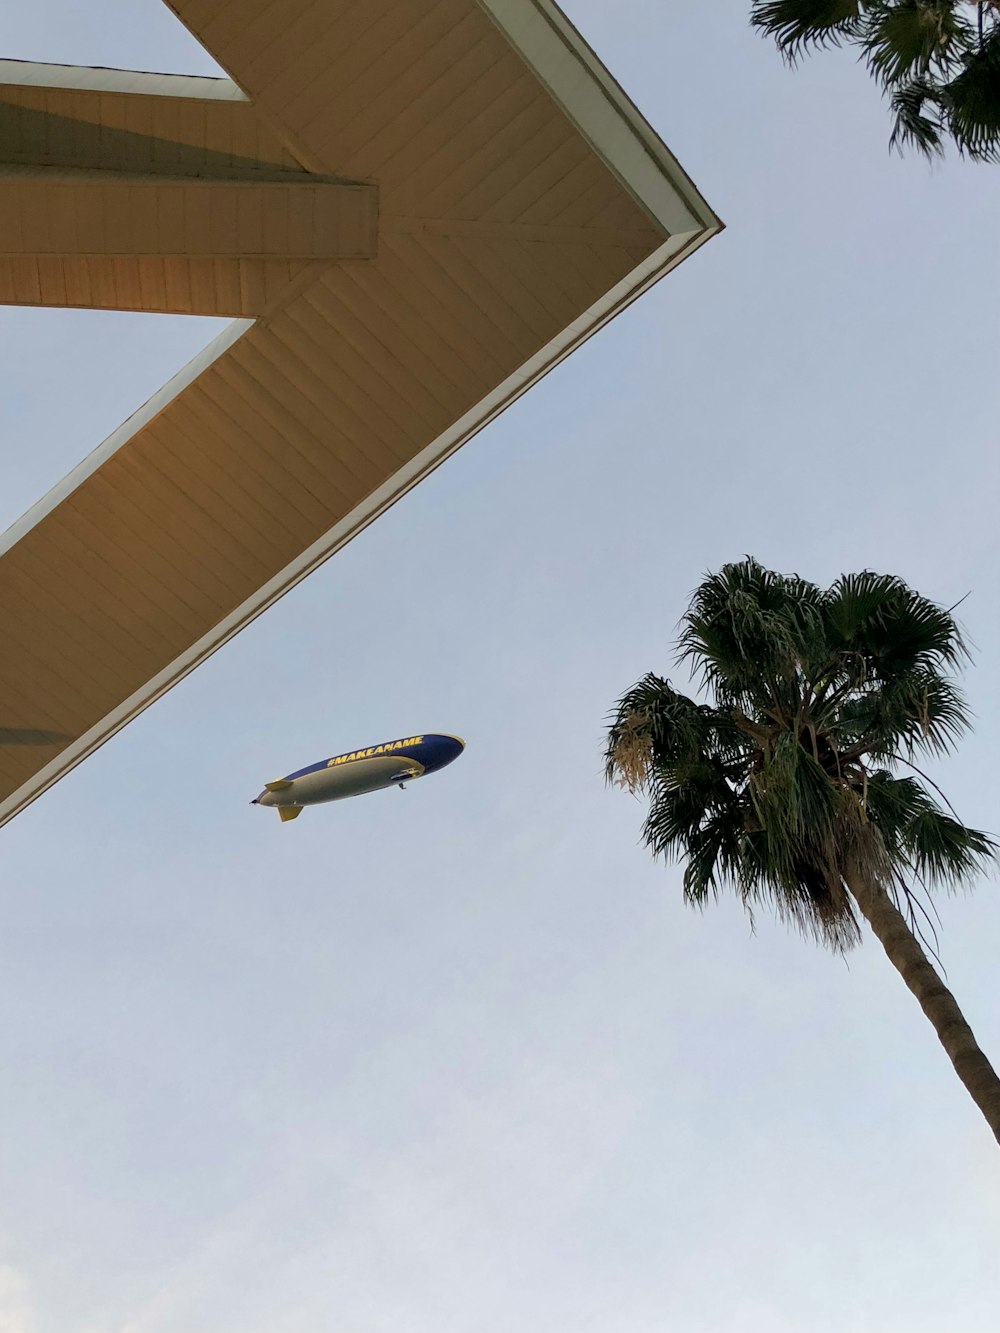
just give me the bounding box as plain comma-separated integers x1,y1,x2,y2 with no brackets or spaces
251,733,465,822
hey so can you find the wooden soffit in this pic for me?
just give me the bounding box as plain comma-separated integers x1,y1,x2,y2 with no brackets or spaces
0,0,721,825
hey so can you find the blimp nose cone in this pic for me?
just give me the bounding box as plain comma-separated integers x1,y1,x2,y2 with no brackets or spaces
419,733,465,774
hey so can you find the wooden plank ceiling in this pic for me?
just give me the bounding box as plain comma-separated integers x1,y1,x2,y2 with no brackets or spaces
0,0,720,823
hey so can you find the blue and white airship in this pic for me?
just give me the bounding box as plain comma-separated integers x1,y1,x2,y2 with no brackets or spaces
252,733,465,822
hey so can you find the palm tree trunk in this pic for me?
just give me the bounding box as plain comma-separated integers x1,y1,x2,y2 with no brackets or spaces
846,866,1000,1145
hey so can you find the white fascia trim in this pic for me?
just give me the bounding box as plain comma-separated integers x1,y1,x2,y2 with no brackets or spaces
0,58,246,101
475,0,722,238
0,318,253,560
0,229,707,828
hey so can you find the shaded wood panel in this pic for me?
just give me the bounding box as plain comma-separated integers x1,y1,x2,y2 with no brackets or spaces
0,83,302,174
0,254,320,314
0,170,377,259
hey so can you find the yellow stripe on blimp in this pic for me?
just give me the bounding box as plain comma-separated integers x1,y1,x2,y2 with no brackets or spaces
326,737,424,767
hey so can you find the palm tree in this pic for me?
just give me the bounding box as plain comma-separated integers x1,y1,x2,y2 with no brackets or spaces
606,558,1000,1142
750,1,1000,161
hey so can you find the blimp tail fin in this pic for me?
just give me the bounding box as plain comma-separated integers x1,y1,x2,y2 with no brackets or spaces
266,778,293,792
278,804,303,822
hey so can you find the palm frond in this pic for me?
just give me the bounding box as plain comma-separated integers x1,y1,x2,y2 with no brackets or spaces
888,73,949,153
834,669,971,758
862,0,973,86
823,570,968,677
681,808,746,904
605,673,728,793
750,0,869,60
941,27,1000,159
752,0,1000,159
865,771,996,887
678,557,825,712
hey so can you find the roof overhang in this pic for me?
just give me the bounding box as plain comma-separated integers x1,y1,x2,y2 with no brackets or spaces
0,0,721,826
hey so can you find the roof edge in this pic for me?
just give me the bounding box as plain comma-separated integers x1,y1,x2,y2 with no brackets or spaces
475,0,722,237
0,318,252,561
0,57,246,101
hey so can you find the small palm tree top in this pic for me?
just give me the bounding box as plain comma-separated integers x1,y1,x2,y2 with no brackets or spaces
606,558,995,950
750,1,1000,161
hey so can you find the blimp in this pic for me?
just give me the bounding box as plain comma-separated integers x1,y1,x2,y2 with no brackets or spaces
252,733,465,821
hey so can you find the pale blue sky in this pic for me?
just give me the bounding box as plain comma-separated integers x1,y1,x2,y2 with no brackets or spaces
1,3,999,1331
